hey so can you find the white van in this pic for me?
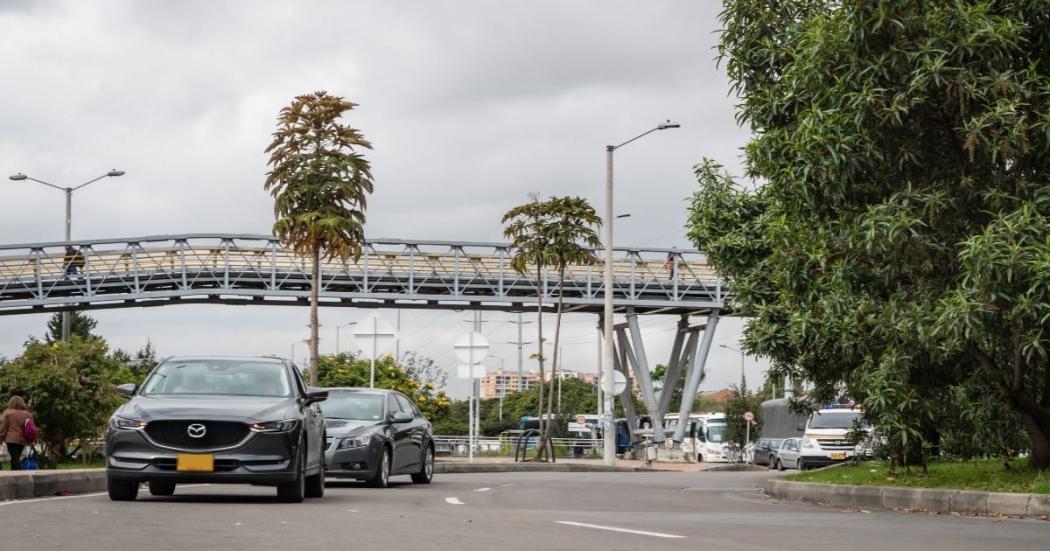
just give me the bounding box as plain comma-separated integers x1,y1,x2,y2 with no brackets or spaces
799,405,872,466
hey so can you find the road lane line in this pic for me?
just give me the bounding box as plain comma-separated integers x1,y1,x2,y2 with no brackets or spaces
555,521,685,539
474,487,491,492
445,497,464,505
0,483,211,507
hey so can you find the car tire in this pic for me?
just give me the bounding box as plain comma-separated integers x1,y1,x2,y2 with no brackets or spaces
768,457,777,470
277,445,306,503
148,481,176,496
797,458,806,471
697,453,703,463
305,440,325,498
366,447,391,488
776,459,785,471
107,478,139,501
411,445,434,484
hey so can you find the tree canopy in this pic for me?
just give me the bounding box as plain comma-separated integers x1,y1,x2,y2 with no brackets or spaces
691,1,1050,468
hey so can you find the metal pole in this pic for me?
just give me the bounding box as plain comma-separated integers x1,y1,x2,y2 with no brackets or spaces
61,188,72,341
370,316,377,388
557,345,563,413
596,322,603,419
517,313,524,390
395,309,401,360
336,326,341,355
602,145,616,466
468,330,475,464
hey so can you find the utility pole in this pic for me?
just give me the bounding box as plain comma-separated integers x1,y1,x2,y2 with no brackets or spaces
508,313,533,391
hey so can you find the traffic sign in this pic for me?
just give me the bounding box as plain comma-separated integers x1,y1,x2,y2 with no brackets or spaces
743,411,754,422
601,370,627,395
454,332,490,379
352,312,397,357
575,414,587,425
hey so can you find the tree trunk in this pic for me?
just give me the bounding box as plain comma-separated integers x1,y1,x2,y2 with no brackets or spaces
1020,412,1050,469
540,268,565,448
309,246,321,386
533,265,547,460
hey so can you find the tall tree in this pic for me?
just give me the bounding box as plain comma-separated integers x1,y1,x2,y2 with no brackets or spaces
265,91,374,385
691,1,1050,468
503,194,553,454
539,196,601,448
45,311,97,343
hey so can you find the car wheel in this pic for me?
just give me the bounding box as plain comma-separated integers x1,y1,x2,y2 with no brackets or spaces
148,481,176,496
305,440,325,498
366,447,391,488
768,457,777,470
697,453,703,463
277,444,306,503
776,459,785,471
797,458,806,471
411,445,434,484
107,477,139,501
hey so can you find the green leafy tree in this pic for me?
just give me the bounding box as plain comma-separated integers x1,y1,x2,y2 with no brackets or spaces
265,91,374,385
724,380,762,452
0,338,124,467
45,311,98,343
691,1,1050,468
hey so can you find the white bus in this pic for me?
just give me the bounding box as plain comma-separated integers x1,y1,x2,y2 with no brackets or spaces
663,412,730,463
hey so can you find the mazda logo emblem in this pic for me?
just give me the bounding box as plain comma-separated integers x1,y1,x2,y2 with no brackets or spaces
187,423,207,438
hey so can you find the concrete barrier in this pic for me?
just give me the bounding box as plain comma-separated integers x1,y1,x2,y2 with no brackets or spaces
765,479,1050,518
0,469,107,500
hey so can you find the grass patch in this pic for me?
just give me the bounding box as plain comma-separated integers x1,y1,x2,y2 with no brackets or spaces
788,458,1050,494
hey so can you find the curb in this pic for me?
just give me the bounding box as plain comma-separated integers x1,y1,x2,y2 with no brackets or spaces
435,462,639,474
0,470,107,500
765,479,1050,518
704,463,768,472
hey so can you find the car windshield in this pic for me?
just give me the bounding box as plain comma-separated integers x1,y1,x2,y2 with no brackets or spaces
809,410,866,429
320,393,386,421
141,360,291,397
706,423,727,443
769,438,785,448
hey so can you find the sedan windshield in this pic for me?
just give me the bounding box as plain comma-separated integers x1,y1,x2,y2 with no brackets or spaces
141,360,291,397
320,393,385,421
809,411,866,429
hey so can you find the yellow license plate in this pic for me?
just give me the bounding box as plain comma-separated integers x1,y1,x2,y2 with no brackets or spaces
830,452,846,461
176,454,214,472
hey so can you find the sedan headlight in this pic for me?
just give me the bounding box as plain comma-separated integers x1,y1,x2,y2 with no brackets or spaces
249,419,299,432
110,416,147,430
338,432,374,449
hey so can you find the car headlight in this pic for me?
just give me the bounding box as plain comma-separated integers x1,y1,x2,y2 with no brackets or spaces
249,419,299,432
801,438,821,449
338,432,374,449
110,416,147,430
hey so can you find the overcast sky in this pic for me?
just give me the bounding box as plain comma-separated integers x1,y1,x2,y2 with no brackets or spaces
0,1,766,398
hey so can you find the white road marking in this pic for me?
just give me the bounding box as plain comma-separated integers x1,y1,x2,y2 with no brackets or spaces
445,497,465,505
555,521,685,539
346,509,359,513
474,487,491,492
0,483,211,507
500,483,515,487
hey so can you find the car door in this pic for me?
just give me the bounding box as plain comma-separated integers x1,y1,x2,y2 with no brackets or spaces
291,365,324,471
387,394,412,473
394,393,423,471
784,439,799,468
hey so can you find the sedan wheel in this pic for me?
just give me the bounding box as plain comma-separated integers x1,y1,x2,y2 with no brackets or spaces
277,445,306,503
776,459,785,471
797,458,806,471
411,446,434,484
366,447,390,488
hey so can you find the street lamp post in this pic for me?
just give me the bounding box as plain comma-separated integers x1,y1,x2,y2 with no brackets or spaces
8,169,125,341
602,121,679,466
720,344,746,385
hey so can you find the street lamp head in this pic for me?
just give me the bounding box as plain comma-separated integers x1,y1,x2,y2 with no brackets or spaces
107,170,125,177
657,120,681,130
9,173,27,181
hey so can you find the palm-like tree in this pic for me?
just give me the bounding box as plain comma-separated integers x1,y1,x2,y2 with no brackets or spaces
265,91,374,385
540,196,601,449
503,194,601,459
502,194,552,451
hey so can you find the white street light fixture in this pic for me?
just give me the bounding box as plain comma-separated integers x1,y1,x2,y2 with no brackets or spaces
602,120,679,466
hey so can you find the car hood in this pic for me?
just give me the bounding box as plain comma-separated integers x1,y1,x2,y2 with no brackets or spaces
117,395,296,422
325,418,382,436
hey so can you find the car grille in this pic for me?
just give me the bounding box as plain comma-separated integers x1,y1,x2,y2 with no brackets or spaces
815,439,855,452
145,420,250,450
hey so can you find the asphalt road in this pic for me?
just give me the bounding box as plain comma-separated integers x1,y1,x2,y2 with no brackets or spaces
1,471,1046,550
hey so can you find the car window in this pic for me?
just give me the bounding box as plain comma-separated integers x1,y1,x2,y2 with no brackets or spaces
386,394,398,417
290,363,308,397
141,359,292,397
394,394,416,416
320,392,385,421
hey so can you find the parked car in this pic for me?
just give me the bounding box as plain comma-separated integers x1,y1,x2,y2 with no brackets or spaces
772,437,837,471
105,356,328,502
321,388,434,488
753,437,784,466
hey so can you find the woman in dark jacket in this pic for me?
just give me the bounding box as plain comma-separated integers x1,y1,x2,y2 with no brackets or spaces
0,396,33,470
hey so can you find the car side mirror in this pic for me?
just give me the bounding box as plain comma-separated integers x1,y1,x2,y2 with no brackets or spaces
116,383,136,398
304,389,328,403
390,411,413,424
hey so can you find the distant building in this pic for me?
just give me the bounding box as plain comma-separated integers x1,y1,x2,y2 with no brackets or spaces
480,369,538,399
542,369,599,385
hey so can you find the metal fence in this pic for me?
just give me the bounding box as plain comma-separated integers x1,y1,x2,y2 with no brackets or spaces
432,435,604,459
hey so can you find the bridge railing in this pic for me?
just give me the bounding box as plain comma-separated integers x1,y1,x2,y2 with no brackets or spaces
0,234,724,312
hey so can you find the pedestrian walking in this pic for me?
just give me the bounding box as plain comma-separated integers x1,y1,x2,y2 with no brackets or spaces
664,248,677,281
63,245,82,275
1,396,34,470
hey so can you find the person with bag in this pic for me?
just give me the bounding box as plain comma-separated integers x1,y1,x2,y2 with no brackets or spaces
0,396,34,470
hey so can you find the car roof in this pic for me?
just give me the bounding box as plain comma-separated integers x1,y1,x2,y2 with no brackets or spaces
162,355,287,364
324,387,393,395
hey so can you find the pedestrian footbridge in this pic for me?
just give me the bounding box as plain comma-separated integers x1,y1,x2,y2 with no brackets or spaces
0,234,724,316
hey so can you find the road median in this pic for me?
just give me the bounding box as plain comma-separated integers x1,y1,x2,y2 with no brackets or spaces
766,479,1050,518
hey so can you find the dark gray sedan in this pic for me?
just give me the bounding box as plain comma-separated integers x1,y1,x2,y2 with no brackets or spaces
321,388,434,487
752,437,785,466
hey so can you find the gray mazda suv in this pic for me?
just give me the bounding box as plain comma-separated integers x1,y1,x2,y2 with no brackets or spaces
105,356,328,502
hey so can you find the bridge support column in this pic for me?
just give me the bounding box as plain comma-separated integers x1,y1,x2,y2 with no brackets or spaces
672,311,720,444
618,309,664,444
